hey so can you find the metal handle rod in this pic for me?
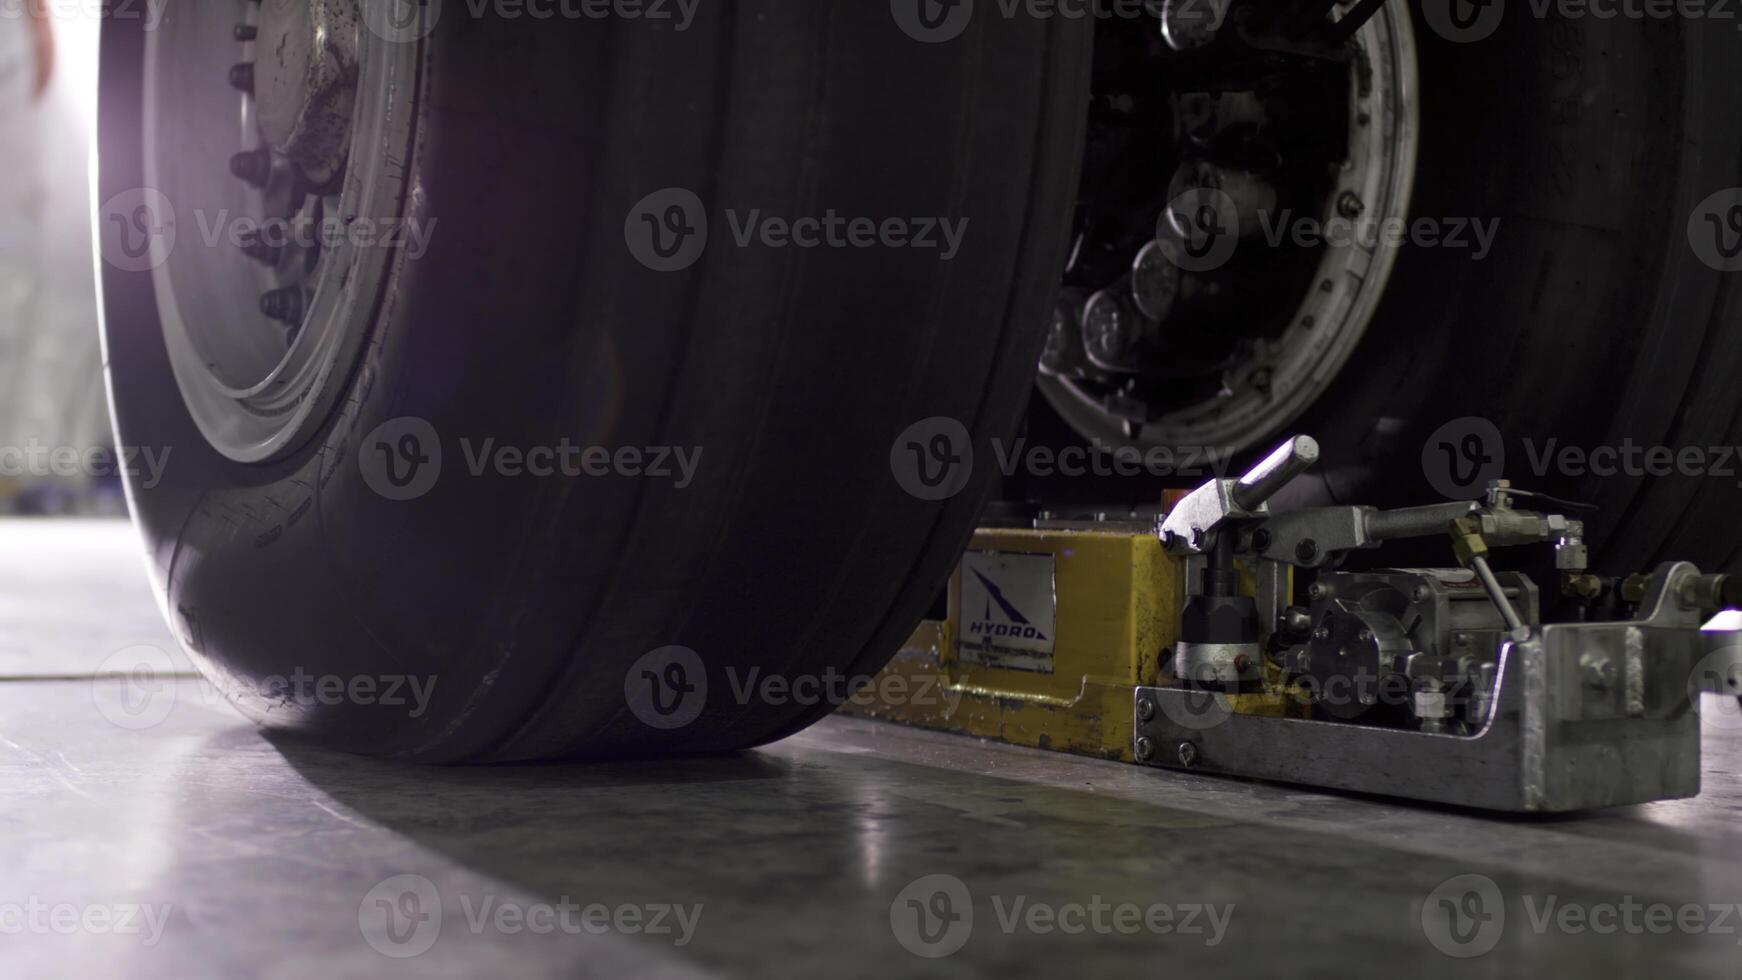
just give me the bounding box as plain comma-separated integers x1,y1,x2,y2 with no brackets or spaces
1470,554,1528,636
1232,436,1319,511
1364,501,1481,542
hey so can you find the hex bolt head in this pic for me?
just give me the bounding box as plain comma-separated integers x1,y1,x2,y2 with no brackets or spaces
1081,291,1128,364
259,287,304,326
1135,736,1156,762
1312,626,1331,641
1336,191,1364,218
1176,742,1199,767
228,63,255,94
1137,697,1156,722
229,147,273,188
237,228,281,265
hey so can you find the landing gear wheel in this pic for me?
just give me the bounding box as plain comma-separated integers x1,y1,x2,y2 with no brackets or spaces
1039,0,1742,576
98,4,1091,760
1041,0,1418,456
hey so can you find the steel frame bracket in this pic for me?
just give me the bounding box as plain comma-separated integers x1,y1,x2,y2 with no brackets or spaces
1133,563,1714,812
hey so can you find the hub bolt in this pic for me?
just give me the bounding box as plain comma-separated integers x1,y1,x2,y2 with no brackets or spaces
228,63,255,94
260,287,304,326
1131,240,1181,322
1081,290,1134,367
229,147,273,188
237,229,281,265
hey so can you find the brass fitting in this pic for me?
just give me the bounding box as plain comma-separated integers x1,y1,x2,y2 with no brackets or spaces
1561,572,1604,601
1449,516,1489,569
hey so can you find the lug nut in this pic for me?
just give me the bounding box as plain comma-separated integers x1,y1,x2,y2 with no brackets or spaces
1165,157,1278,243
1039,301,1086,378
237,229,281,265
228,63,254,94
1131,240,1181,322
260,287,304,326
1081,290,1126,365
1160,0,1228,51
229,147,273,188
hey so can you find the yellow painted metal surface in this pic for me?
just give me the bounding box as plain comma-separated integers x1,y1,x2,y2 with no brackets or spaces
844,526,1292,762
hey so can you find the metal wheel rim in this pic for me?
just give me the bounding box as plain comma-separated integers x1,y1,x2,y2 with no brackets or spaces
142,0,420,464
1043,1,1420,457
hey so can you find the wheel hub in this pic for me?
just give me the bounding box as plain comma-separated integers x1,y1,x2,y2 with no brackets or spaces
141,1,422,462
1040,0,1418,457
254,0,360,187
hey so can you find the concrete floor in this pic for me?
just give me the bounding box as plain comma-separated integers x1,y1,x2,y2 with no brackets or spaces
3,520,1741,978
